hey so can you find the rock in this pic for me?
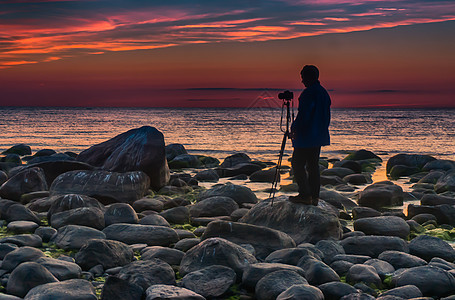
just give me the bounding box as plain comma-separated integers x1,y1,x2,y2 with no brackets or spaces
197,183,257,205
24,279,97,300
315,240,346,264
423,159,455,172
165,143,188,161
198,155,220,168
34,227,57,243
298,257,340,285
46,194,104,219
340,293,375,299
132,197,164,212
318,281,359,300
189,196,238,218
344,150,382,162
409,234,455,262
2,154,21,164
0,234,42,248
104,203,139,226
26,196,56,213
201,220,295,259
0,243,18,260
7,221,39,234
2,144,31,156
364,259,395,279
407,204,455,226
435,170,455,193
145,284,205,300
216,163,263,178
378,285,423,299
180,237,257,278
421,194,455,206
418,170,445,184
334,160,363,173
387,154,436,173
50,170,150,205
340,236,409,258
322,167,355,178
168,154,202,169
346,264,382,288
1,246,45,272
332,254,371,264
103,223,178,246
75,239,133,270
51,225,106,250
410,213,437,224
344,174,371,185
0,167,48,201
50,207,105,230
277,284,324,300
174,238,200,252
239,196,342,244
0,170,8,185
26,153,75,164
4,204,40,224
139,214,170,227
319,190,358,210
358,181,404,209
159,206,190,224
249,168,278,183
7,262,58,298
352,207,381,220
353,216,410,239
100,276,143,300
330,260,354,276
180,265,236,298
0,293,22,300
265,247,320,265
390,165,420,179
141,246,185,265
220,153,251,168
194,169,219,182
255,270,308,300
241,263,305,289
394,265,455,297
118,259,176,290
230,208,249,221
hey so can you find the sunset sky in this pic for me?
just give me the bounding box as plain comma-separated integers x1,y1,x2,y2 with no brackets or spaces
0,0,454,107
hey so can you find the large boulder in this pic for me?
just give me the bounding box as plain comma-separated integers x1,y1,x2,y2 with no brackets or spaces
408,234,455,262
49,170,150,204
353,216,410,239
75,239,134,270
50,207,105,230
102,223,178,246
77,126,170,190
118,259,176,291
0,167,48,201
24,279,97,300
358,181,404,209
386,154,436,174
197,183,257,205
189,196,239,218
180,237,257,277
340,236,409,258
239,196,342,244
435,170,455,193
201,220,296,259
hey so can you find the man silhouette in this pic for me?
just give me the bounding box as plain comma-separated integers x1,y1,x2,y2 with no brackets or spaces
289,65,331,206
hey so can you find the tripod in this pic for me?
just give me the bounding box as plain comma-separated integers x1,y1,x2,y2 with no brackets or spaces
270,97,294,206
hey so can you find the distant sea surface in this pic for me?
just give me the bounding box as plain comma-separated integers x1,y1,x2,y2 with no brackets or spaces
0,107,454,163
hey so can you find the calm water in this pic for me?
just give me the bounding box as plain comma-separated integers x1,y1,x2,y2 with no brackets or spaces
0,107,454,163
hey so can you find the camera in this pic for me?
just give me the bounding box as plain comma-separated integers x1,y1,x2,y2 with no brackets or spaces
278,90,293,101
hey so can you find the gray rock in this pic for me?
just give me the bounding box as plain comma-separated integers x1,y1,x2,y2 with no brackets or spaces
165,143,188,161
319,189,358,210
145,284,205,300
168,154,202,169
104,203,139,226
340,294,376,300
409,235,455,262
2,144,31,156
358,181,404,209
394,265,455,297
35,256,82,280
7,221,39,234
220,153,251,168
423,160,455,172
118,259,176,291
378,251,427,269
387,154,436,173
364,259,395,279
50,170,150,205
346,264,382,288
411,213,437,224
75,239,133,270
230,208,250,221
4,204,40,224
435,170,455,193
7,262,58,298
201,220,295,259
332,254,372,264
322,167,356,178
0,234,42,248
0,243,18,260
354,216,410,239
132,197,164,213
315,239,346,264
390,165,420,179
330,260,354,276
46,194,104,219
421,194,455,206
180,265,236,298
241,262,305,289
298,256,340,285
378,285,423,299
0,167,47,201
352,207,382,220
103,223,178,246
340,236,409,258
277,284,324,300
319,281,359,300
189,196,238,218
180,237,257,278
418,171,446,184
1,246,45,272
50,207,105,230
240,196,342,244
265,247,320,265
255,270,308,300
34,226,57,243
51,225,106,250
174,238,200,252
159,206,190,224
141,246,185,265
24,278,97,300
407,204,455,226
249,168,278,183
197,183,257,205
100,276,143,300
194,169,219,182
0,293,22,300
139,214,170,227
344,174,371,185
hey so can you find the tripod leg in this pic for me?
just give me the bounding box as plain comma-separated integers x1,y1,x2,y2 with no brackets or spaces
270,131,288,206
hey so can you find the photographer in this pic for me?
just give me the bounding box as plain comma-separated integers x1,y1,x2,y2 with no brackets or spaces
289,65,331,205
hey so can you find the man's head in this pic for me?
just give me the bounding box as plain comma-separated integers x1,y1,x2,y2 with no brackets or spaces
301,65,319,87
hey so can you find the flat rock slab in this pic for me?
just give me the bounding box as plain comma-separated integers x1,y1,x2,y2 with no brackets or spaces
103,223,178,246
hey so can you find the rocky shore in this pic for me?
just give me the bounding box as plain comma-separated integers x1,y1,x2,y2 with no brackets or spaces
0,126,454,299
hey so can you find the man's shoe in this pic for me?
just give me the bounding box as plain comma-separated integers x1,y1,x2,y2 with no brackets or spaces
289,194,312,205
311,198,319,206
